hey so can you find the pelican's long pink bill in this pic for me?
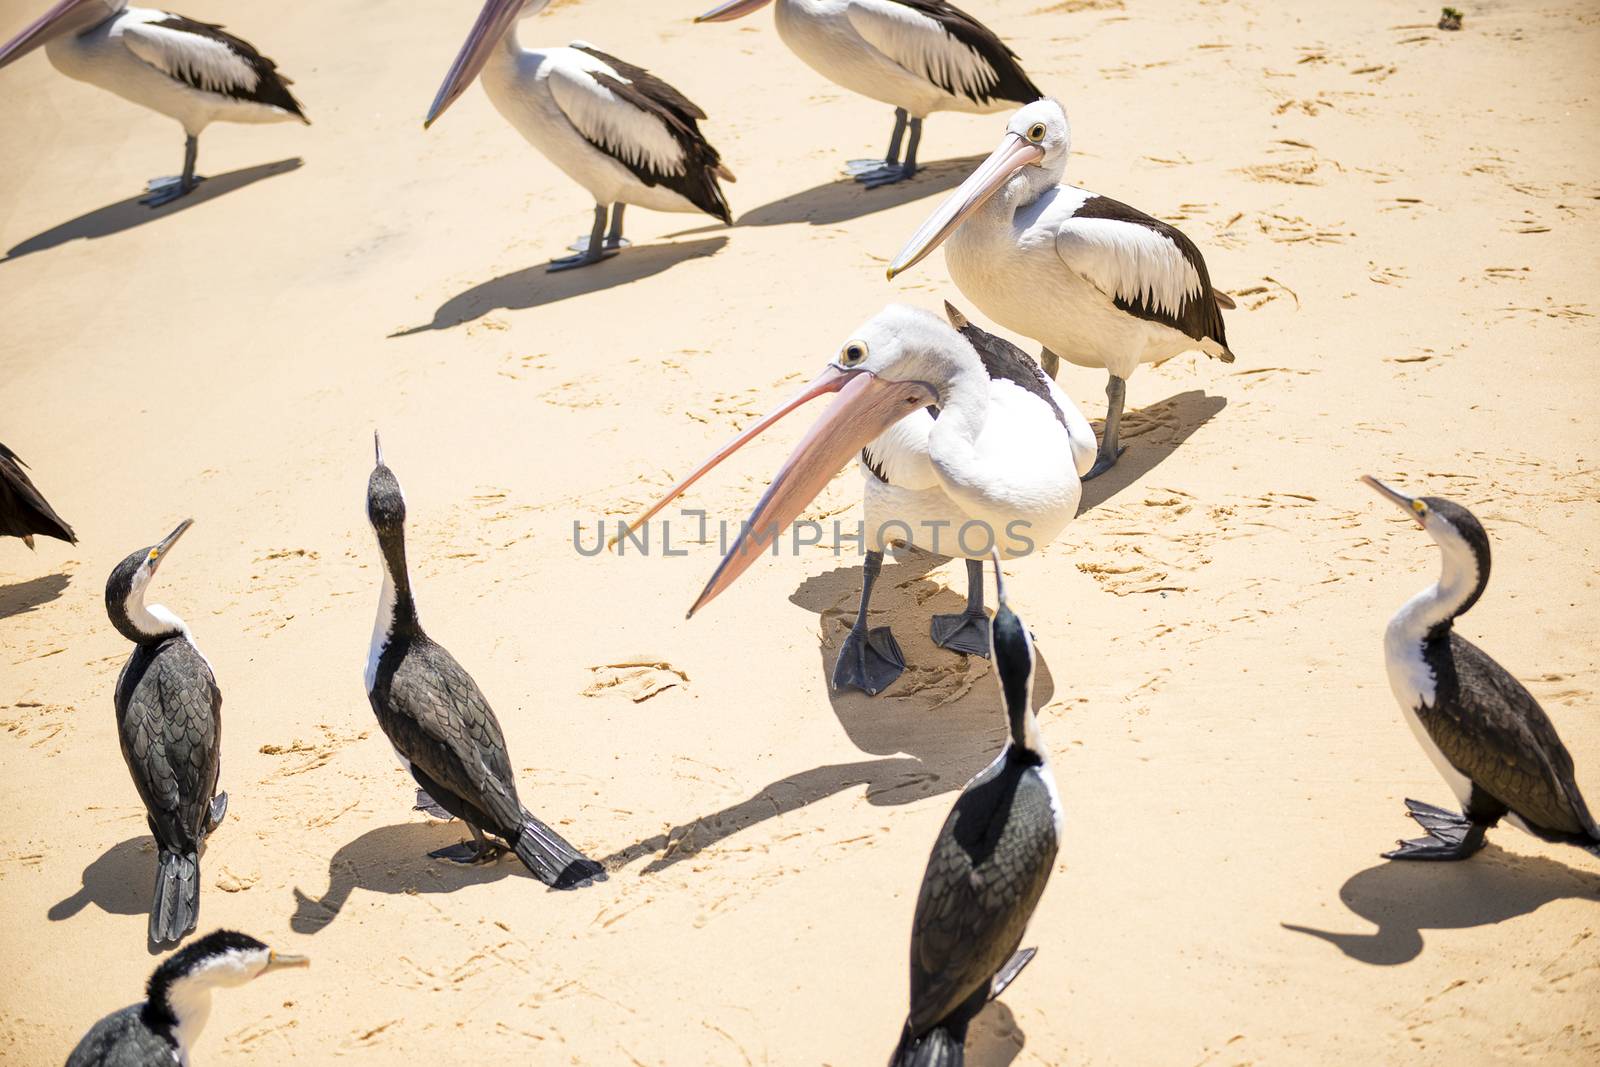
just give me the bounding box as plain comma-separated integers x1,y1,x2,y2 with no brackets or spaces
685,370,937,617
425,0,525,128
0,0,103,71
886,133,1044,279
695,0,775,23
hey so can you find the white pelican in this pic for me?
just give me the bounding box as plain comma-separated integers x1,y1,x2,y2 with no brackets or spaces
889,98,1236,478
0,0,307,206
426,0,736,272
696,0,1042,188
624,302,1095,695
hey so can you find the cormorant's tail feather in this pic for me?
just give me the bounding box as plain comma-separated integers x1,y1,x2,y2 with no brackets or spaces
512,813,607,890
889,1021,963,1067
989,946,1036,999
150,850,199,946
1584,838,1600,859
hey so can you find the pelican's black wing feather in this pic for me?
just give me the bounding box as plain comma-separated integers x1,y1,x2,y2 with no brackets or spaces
0,441,75,544
947,310,1069,431
136,16,308,120
891,1,1042,105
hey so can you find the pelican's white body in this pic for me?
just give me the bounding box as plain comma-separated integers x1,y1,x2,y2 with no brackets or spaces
771,0,1016,119
857,317,1097,559
479,31,710,214
43,6,301,135
947,183,1225,382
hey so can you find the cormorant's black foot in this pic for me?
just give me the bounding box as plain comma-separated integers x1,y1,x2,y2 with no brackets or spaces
832,625,906,696
414,788,453,821
206,791,229,832
856,163,917,189
989,946,1036,999
141,175,201,207
1082,445,1127,481
567,234,631,253
1383,819,1486,862
429,839,505,864
930,609,991,657
1403,797,1470,837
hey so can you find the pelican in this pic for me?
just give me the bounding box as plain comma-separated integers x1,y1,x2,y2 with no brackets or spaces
427,0,735,271
696,0,1042,188
0,0,307,207
889,98,1236,478
624,302,1095,696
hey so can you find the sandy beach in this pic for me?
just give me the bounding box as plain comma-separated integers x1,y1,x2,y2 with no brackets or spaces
2,0,1597,1062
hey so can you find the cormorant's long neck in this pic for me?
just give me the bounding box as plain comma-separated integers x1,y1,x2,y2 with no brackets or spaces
157,977,213,1061
375,528,420,638
1389,531,1486,647
109,581,186,646
1001,664,1044,760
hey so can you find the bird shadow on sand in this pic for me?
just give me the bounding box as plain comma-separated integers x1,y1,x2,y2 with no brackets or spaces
732,155,982,228
1281,845,1600,965
290,820,543,934
3,158,303,262
969,1000,1026,1067
48,835,184,955
1078,389,1227,514
601,552,1052,876
0,571,70,621
389,236,728,336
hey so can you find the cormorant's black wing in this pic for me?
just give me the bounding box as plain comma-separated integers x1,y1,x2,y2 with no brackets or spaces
0,441,76,544
115,639,222,855
371,638,526,836
907,753,1059,1034
1421,633,1599,839
65,1004,174,1067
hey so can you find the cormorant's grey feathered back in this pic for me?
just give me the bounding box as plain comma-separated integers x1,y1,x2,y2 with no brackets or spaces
364,437,606,888
105,519,226,945
891,559,1061,1066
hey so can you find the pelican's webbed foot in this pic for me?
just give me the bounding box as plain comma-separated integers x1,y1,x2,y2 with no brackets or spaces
833,625,905,696
141,175,202,208
930,610,990,657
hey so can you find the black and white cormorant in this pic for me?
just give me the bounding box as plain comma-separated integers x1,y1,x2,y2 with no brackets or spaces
890,556,1061,1067
0,440,76,548
1364,476,1600,862
65,929,306,1067
106,518,227,946
364,435,606,889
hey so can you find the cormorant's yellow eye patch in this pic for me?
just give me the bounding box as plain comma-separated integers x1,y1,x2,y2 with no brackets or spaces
1411,500,1426,514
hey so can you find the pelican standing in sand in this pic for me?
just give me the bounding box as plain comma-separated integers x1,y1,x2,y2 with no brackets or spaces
0,0,307,206
624,302,1096,696
890,99,1235,477
426,0,735,271
696,0,1042,187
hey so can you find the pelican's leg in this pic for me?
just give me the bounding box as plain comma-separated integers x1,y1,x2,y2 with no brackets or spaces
1084,375,1128,480
861,117,923,189
930,558,991,657
549,204,612,272
847,108,908,177
142,134,202,207
1040,348,1061,379
568,203,631,253
832,550,906,697
430,823,507,864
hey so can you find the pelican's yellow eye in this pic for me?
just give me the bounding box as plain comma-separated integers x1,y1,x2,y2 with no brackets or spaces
1027,122,1047,142
841,341,868,365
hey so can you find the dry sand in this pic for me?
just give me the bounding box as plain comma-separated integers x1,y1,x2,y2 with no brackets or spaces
2,0,1598,1062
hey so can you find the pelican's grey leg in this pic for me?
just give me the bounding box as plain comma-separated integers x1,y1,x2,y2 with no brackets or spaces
832,550,905,696
568,202,631,253
862,117,923,189
143,134,202,207
930,558,990,657
550,204,611,271
1084,374,1128,480
848,108,908,177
